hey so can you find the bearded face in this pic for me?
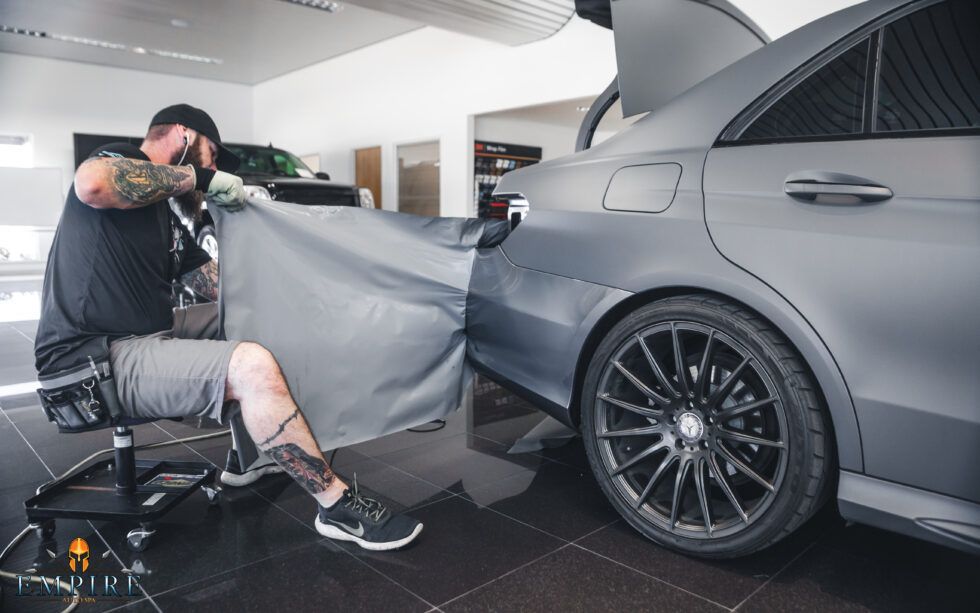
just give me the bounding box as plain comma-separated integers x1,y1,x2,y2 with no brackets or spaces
171,137,209,221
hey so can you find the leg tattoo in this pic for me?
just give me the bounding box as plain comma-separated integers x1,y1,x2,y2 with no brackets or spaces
266,443,336,494
256,407,300,447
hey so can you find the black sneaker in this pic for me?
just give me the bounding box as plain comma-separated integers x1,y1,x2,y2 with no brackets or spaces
314,478,423,551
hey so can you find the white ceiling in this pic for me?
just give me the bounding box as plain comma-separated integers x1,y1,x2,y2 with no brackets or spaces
0,0,424,84
347,0,575,46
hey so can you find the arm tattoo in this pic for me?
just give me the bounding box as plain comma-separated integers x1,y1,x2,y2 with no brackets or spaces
256,408,299,447
265,443,335,494
181,260,219,302
109,159,191,207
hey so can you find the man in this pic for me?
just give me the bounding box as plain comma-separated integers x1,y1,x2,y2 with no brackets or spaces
34,104,422,551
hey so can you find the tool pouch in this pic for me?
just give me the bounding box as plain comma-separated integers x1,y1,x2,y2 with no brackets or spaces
36,358,124,433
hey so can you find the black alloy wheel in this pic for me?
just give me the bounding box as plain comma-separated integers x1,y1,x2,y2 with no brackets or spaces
582,295,833,558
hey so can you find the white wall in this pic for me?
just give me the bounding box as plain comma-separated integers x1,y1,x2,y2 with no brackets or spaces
253,20,617,217
0,52,253,197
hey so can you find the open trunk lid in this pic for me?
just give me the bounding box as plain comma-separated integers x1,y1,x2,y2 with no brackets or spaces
576,0,769,117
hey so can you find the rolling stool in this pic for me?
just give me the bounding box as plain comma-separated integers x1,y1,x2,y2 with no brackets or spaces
24,416,219,552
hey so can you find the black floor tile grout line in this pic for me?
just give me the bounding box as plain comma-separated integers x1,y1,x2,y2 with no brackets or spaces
148,421,631,608
436,543,573,610
568,542,732,611
569,518,621,545
230,437,581,610
0,404,162,610
142,424,351,602
729,537,822,611
150,423,440,610
364,429,579,497
90,520,165,613
461,490,580,544
253,489,440,610
0,400,55,478
466,429,590,473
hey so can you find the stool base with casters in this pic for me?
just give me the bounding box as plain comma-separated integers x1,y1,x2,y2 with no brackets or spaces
24,425,218,552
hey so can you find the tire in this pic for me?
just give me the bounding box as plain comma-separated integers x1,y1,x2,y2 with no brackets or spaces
581,295,833,558
197,225,219,261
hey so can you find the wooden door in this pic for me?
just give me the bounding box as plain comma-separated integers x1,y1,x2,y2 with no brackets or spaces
355,146,382,209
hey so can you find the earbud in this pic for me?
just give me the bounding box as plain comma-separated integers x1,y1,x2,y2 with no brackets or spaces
183,133,189,145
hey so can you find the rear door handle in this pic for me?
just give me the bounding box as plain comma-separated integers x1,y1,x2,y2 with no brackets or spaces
784,171,893,203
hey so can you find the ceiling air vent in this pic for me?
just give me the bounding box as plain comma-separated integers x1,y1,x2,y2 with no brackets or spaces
345,0,575,45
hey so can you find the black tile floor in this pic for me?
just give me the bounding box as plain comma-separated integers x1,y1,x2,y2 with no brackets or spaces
0,316,977,612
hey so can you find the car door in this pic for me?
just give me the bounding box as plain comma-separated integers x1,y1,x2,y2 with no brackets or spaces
702,0,980,502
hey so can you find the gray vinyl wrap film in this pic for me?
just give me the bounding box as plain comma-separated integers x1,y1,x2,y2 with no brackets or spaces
213,200,503,450
467,247,632,423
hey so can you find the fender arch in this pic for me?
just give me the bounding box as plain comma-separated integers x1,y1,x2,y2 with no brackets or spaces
568,277,862,472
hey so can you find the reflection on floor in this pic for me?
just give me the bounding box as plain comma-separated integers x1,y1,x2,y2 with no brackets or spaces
0,317,976,612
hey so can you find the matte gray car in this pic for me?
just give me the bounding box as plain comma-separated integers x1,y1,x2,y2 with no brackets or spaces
467,0,979,558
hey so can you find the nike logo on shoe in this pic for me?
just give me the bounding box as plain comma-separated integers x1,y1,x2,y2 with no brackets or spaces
328,518,364,537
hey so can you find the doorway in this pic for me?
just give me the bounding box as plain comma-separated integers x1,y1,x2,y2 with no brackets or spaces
397,141,440,217
355,146,382,209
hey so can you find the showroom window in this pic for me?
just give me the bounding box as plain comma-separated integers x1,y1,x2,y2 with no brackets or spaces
875,0,980,132
738,38,870,141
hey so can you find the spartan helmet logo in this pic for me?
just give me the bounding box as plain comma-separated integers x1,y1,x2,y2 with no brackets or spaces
68,537,90,573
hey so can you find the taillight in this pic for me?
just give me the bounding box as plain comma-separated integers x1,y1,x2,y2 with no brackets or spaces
488,193,529,229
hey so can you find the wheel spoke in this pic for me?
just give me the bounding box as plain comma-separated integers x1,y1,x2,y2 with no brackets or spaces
714,442,775,492
714,397,777,423
634,453,678,510
693,458,713,536
706,356,751,407
637,335,680,398
612,361,671,406
708,451,748,523
670,458,692,530
694,330,716,402
671,324,692,398
717,428,785,448
597,394,662,419
598,423,663,438
612,439,670,476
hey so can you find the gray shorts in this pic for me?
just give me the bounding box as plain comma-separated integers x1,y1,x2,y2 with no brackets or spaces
109,303,240,424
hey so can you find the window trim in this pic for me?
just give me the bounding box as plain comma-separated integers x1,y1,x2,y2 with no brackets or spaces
715,0,958,146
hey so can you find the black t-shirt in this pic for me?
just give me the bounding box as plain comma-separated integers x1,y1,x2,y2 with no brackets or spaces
34,143,211,374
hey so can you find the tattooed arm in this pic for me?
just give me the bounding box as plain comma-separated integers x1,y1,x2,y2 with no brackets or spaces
75,157,195,210
181,259,219,302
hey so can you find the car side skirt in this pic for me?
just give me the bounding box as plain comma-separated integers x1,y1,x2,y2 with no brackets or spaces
838,471,980,556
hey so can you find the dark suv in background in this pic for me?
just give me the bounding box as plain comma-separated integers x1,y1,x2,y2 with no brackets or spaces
184,143,374,259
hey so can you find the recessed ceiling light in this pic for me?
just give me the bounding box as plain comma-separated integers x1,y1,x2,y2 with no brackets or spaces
48,33,128,51
279,0,343,13
170,18,189,28
576,106,591,112
0,23,223,64
147,48,223,65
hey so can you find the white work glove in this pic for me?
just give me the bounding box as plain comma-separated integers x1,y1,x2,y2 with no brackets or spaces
206,170,247,211
193,166,246,211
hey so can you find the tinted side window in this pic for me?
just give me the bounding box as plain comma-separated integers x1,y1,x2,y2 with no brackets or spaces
739,39,869,141
876,0,980,132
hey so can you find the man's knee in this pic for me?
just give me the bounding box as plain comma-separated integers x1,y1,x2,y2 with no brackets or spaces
228,342,289,398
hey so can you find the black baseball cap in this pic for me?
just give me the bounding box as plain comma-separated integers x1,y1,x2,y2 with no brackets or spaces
149,103,240,172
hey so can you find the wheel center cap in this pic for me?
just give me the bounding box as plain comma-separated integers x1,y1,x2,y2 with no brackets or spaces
676,412,704,443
